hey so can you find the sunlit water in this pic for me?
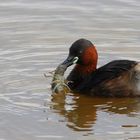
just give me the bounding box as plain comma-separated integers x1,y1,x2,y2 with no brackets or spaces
0,0,140,140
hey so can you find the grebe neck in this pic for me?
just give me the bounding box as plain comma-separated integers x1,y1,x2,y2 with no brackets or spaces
74,64,97,76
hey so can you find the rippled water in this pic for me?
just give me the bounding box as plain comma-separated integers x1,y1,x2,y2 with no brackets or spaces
0,0,140,140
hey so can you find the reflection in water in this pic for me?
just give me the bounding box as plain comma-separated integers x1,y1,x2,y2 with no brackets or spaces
0,0,140,139
51,92,140,131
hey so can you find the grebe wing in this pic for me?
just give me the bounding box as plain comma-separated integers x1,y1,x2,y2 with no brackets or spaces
76,60,137,91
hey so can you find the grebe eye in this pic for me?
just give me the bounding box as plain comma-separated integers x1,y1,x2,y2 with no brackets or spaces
73,57,79,64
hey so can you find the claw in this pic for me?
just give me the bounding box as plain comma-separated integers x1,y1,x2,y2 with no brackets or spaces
44,73,53,78
52,80,70,93
52,83,61,93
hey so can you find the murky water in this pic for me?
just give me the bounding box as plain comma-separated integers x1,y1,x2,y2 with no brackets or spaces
0,0,140,140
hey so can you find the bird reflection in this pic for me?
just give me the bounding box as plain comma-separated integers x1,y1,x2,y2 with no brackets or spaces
50,92,140,131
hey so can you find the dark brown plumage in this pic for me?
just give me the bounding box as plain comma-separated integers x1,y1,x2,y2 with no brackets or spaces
61,39,140,97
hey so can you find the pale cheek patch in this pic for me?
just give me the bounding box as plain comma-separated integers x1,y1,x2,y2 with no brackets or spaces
73,57,79,64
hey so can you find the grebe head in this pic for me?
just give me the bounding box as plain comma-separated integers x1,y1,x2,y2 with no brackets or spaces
62,39,98,72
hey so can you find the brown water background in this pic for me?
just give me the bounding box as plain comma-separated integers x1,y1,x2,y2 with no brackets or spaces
0,0,140,140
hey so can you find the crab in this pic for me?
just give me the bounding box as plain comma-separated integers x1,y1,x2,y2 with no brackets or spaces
45,64,70,94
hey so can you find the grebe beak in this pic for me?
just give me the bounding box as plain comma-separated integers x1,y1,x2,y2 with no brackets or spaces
61,56,79,67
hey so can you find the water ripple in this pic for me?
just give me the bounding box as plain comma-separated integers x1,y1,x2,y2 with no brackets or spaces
0,0,140,139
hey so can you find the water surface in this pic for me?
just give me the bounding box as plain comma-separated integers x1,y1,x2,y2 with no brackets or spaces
0,0,140,140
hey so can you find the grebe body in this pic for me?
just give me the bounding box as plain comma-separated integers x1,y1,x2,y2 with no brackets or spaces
61,39,140,97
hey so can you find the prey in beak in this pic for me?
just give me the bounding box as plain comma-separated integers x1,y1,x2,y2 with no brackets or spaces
51,56,78,94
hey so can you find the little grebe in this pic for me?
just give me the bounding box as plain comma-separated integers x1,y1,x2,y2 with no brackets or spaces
60,39,140,97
